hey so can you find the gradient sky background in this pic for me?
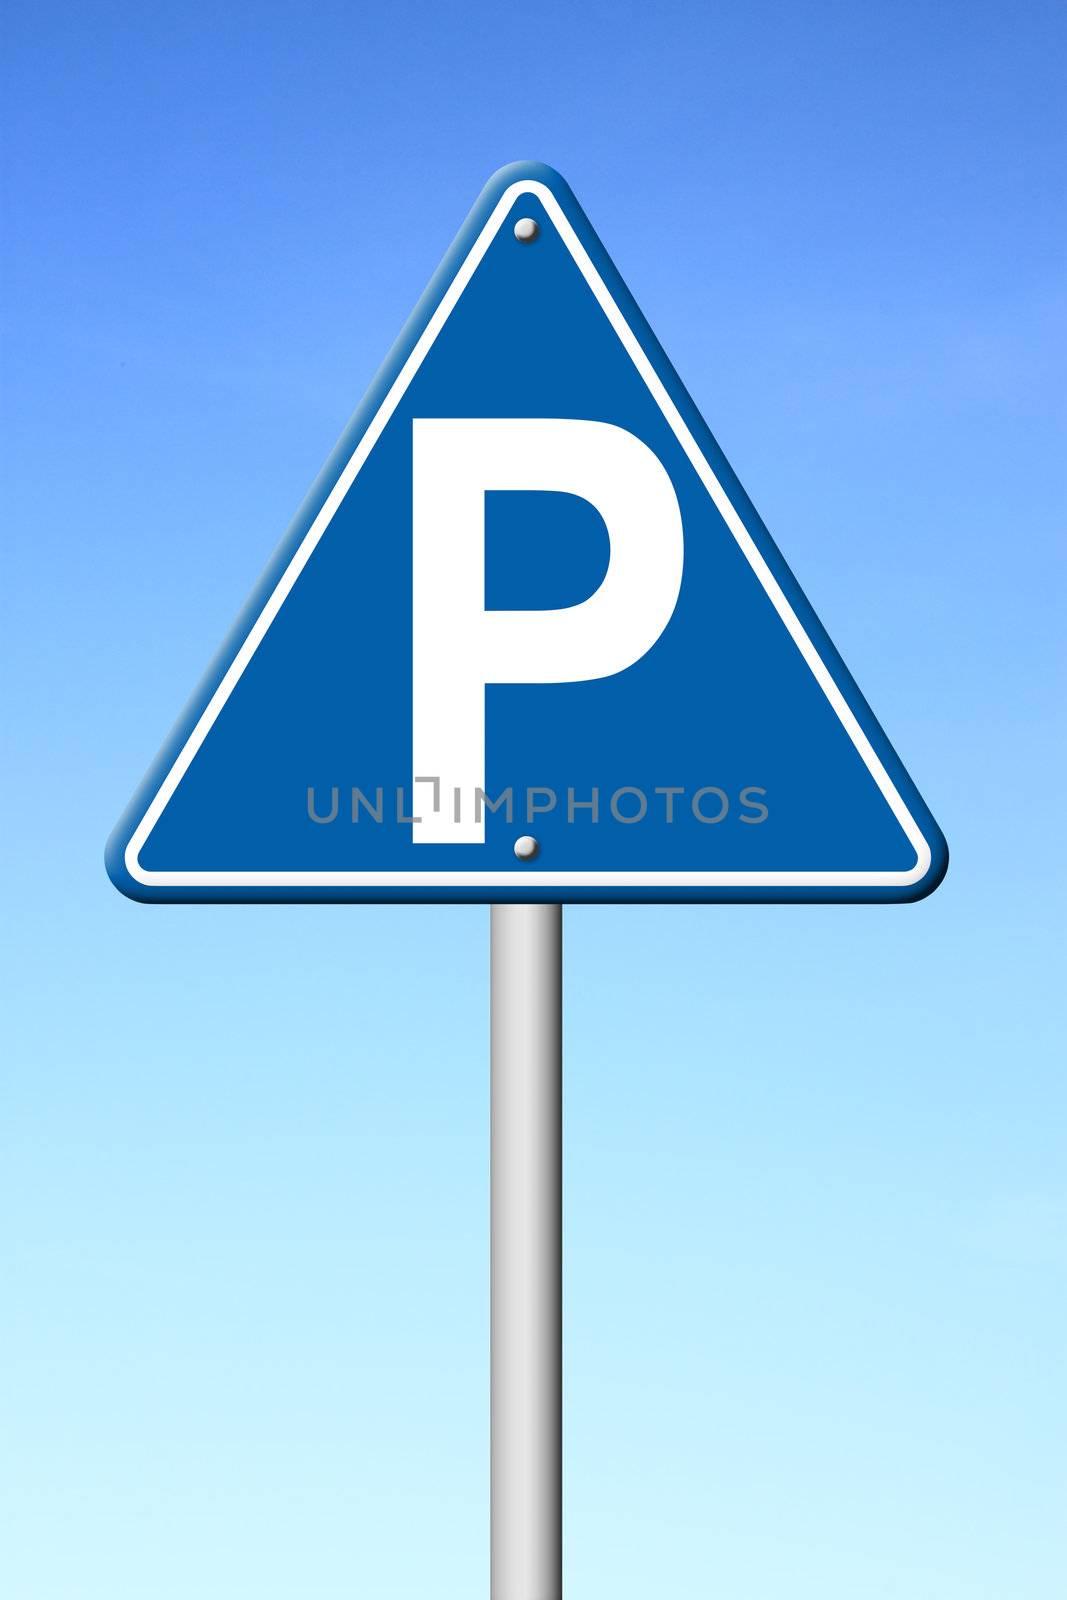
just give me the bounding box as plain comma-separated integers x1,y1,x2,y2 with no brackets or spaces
2,1,1065,1596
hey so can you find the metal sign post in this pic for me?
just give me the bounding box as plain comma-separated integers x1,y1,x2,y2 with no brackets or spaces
491,904,562,1600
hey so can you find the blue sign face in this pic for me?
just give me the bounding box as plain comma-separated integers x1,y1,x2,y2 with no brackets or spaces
107,162,947,904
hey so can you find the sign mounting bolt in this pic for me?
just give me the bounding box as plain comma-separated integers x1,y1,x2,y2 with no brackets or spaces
514,217,539,243
514,835,540,861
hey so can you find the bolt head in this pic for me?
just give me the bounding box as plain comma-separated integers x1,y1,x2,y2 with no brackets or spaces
513,217,539,243
513,835,540,861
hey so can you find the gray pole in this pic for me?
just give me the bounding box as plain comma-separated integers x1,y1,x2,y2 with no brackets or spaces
490,903,562,1600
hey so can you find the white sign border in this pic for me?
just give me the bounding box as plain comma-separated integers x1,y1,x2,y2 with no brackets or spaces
126,180,931,891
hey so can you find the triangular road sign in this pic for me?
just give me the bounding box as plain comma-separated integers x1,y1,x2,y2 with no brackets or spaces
107,162,946,904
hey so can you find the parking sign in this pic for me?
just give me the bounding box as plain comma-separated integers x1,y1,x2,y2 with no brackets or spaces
107,162,946,903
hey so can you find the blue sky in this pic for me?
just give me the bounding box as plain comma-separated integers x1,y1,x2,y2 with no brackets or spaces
2,1,1065,1596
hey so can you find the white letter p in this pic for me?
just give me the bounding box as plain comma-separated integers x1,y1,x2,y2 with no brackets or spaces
412,418,683,843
